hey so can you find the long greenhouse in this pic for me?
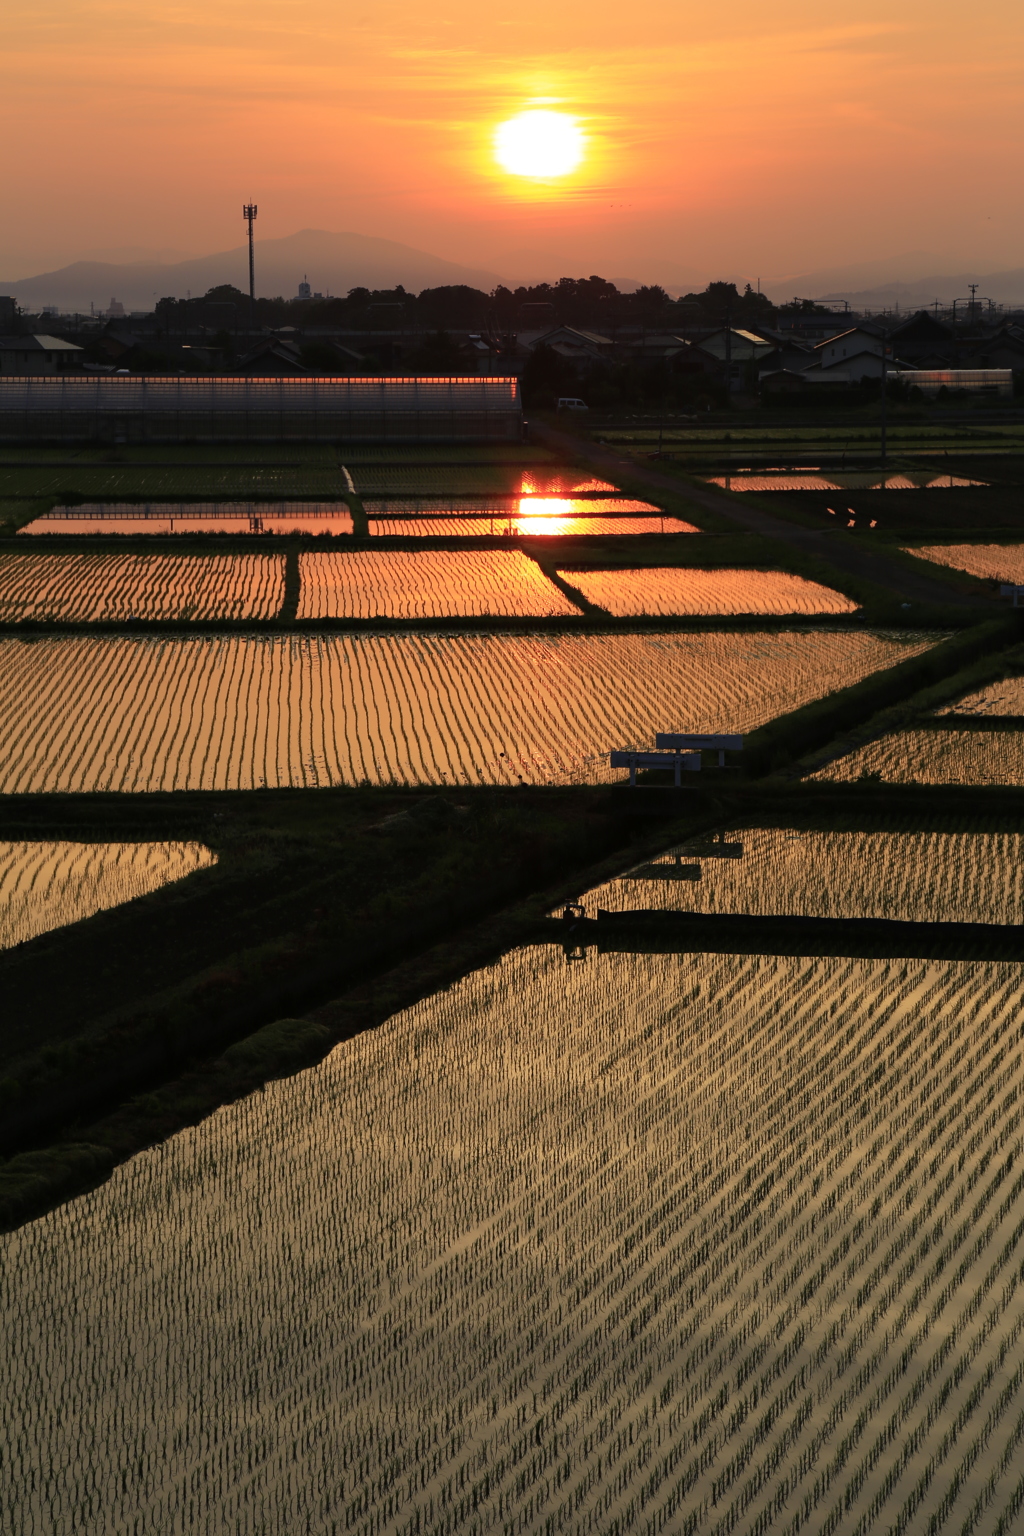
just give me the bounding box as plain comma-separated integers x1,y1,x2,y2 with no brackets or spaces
0,375,524,443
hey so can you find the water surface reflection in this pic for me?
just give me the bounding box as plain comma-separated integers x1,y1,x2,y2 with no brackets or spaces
6,935,1024,1533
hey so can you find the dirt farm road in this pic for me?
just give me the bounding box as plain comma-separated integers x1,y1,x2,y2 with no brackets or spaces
532,421,994,611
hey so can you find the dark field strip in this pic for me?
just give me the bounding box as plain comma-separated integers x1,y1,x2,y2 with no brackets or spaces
550,911,1024,963
0,613,884,638
752,487,1024,535
344,458,556,468
0,461,307,468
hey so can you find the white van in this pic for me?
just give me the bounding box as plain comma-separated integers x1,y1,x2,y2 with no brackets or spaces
556,397,588,412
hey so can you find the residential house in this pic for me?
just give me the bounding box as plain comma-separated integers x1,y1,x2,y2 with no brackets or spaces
688,328,776,390
234,337,309,375
760,327,911,394
0,334,84,374
754,340,816,382
525,326,614,362
759,367,853,398
804,326,893,382
887,311,956,368
815,326,882,370
961,325,1024,372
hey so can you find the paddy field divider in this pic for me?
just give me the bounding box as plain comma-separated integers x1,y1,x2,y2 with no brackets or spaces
743,616,1022,777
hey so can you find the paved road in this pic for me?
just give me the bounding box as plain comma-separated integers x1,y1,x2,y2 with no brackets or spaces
533,421,992,610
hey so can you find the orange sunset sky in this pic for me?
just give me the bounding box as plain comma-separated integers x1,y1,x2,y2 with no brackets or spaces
4,0,1023,285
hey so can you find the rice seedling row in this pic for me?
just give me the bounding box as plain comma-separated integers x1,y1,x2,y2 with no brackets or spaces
0,840,215,951
21,504,355,538
810,728,1024,786
938,675,1024,716
561,567,857,617
594,825,1024,926
7,940,1024,1533
0,552,285,621
907,543,1024,585
361,497,666,516
367,515,694,536
0,630,935,791
297,551,579,620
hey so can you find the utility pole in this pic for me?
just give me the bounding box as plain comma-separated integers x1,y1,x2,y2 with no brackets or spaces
724,299,732,411
884,317,890,473
243,203,258,330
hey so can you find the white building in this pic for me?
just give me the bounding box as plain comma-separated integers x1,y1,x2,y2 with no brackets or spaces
813,327,887,380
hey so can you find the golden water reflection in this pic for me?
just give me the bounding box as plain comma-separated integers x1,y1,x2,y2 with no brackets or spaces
7,941,1024,1533
587,824,1024,925
366,495,698,536
21,503,355,536
0,839,215,949
809,728,1024,785
706,472,986,492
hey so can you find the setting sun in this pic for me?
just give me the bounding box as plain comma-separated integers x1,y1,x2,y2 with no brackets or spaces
493,110,584,180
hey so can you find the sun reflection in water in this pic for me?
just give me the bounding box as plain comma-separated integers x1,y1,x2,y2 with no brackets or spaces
514,496,577,535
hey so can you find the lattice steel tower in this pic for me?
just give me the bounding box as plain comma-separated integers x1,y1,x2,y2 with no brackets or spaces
243,203,257,328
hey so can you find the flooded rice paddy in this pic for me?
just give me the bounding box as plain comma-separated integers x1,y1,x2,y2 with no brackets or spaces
706,472,986,492
297,550,579,620
0,840,215,950
367,513,691,537
560,568,857,618
21,500,696,539
938,677,1024,716
907,545,1024,586
7,910,1024,1533
362,498,694,538
22,503,356,536
349,467,621,495
592,825,1024,925
811,729,1024,786
0,630,934,791
0,551,285,621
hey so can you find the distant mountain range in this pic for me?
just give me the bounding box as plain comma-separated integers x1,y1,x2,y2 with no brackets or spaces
6,229,1024,316
0,230,504,314
765,253,1024,309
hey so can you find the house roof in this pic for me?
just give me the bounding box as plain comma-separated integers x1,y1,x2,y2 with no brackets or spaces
805,351,914,375
236,338,304,364
530,326,613,349
697,328,776,360
813,327,882,351
703,328,773,346
0,334,83,352
889,310,953,338
817,346,887,369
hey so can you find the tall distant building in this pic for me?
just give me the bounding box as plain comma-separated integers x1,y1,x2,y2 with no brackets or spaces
298,276,312,300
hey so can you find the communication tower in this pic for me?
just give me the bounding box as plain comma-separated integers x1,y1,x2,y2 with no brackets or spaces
243,203,258,327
